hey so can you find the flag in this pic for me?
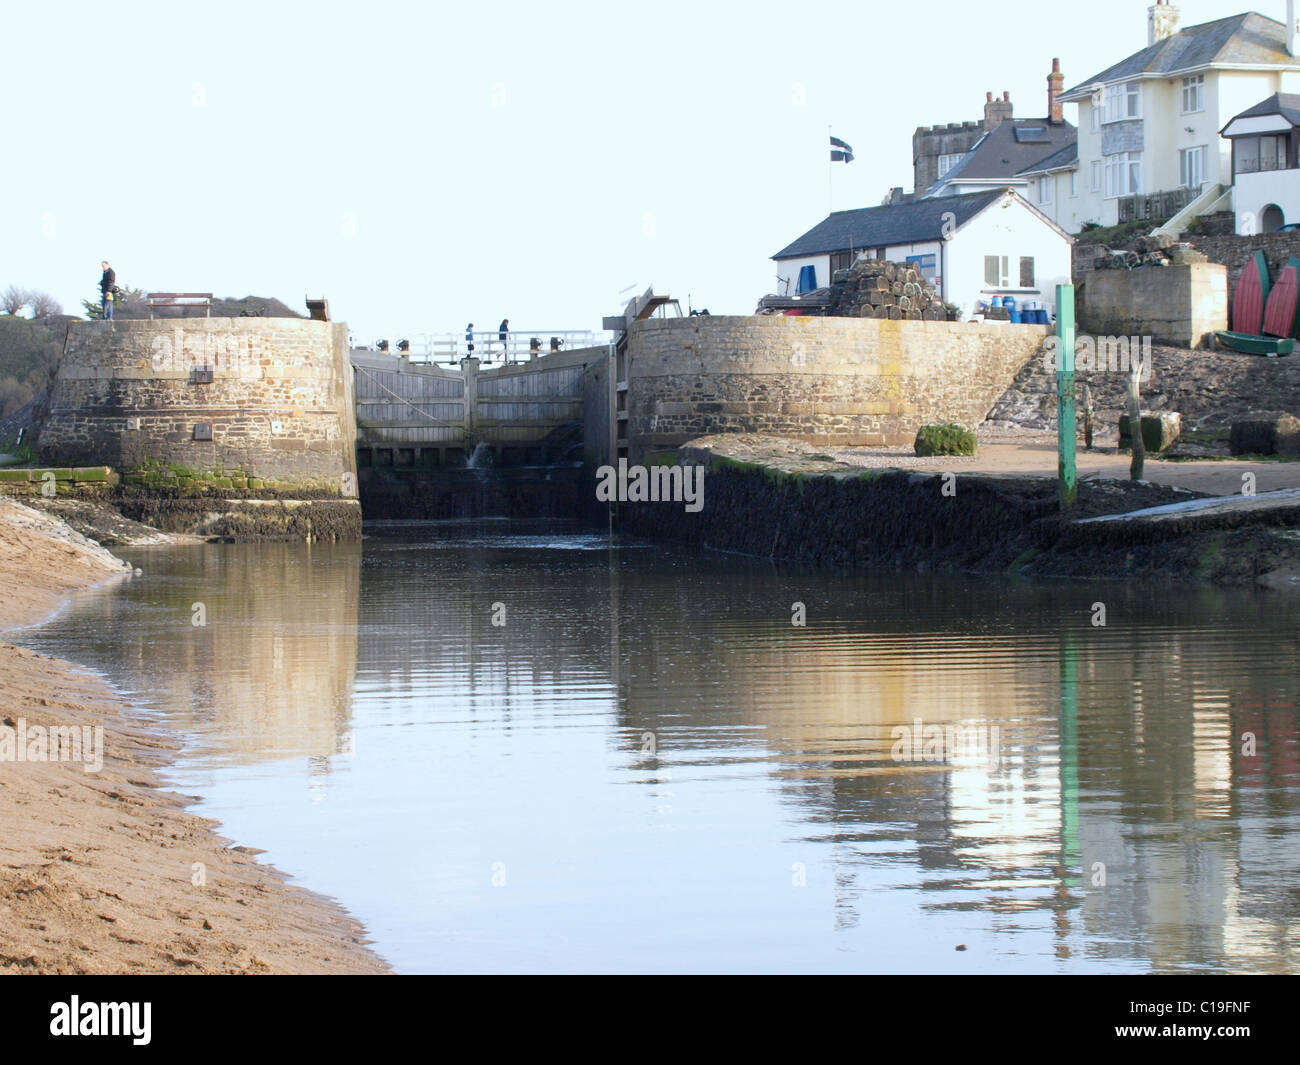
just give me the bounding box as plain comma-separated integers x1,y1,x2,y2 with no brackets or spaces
830,135,854,163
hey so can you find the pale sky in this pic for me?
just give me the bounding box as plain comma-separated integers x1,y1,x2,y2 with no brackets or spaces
0,0,1255,343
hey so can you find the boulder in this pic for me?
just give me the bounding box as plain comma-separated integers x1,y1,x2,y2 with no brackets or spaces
1229,411,1300,455
1119,411,1181,452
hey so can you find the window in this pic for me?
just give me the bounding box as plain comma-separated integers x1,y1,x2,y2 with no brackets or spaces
1181,75,1205,114
1019,257,1036,288
1038,176,1053,205
829,251,855,274
1070,170,1078,197
906,253,937,281
1091,160,1102,191
984,255,1010,287
937,153,965,178
1234,135,1289,175
1090,103,1101,133
1104,81,1141,123
1104,151,1142,197
1179,146,1206,190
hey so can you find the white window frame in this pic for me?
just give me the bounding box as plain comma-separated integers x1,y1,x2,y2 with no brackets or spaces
1070,170,1078,197
1179,145,1206,190
984,255,1010,287
1090,160,1102,192
1038,175,1053,205
1104,151,1142,198
1181,75,1205,115
937,153,964,179
1090,102,1101,133
1104,81,1141,124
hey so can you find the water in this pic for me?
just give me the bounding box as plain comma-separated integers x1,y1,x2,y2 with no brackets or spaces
24,520,1300,973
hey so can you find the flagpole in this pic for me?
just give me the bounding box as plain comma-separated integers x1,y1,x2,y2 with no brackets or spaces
828,125,833,215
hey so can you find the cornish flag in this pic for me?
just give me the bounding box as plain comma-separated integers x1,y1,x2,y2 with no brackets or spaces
830,135,854,163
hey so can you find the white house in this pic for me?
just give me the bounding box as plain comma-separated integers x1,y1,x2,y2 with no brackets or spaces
1220,91,1300,230
771,188,1073,319
1058,3,1300,230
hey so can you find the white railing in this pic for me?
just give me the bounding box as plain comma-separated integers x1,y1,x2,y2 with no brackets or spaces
353,330,608,366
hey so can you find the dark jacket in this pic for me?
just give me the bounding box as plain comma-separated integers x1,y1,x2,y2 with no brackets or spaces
100,268,116,295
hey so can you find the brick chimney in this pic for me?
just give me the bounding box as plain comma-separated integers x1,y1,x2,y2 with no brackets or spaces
1148,1,1180,46
984,90,1013,130
1047,58,1064,124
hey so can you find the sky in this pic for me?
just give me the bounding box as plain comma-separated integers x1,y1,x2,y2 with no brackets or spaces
0,0,1261,343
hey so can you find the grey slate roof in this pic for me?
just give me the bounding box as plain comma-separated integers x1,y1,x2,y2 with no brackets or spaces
929,118,1076,191
1016,141,1080,176
1222,91,1300,131
1060,13,1300,99
772,189,1004,259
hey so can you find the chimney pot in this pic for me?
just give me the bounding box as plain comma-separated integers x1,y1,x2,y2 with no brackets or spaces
986,92,993,102
1003,91,1010,102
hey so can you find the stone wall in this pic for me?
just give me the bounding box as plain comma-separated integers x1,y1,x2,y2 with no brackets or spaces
625,316,1048,454
38,318,357,491
1077,263,1227,348
1187,230,1300,306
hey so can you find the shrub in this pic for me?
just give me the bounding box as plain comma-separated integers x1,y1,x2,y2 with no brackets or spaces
914,423,976,457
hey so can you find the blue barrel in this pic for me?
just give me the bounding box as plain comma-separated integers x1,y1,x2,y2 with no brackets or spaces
1010,310,1022,323
1001,296,1016,312
1036,309,1049,325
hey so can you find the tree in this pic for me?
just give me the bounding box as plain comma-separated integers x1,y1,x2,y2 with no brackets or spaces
1,285,30,316
27,291,62,318
81,284,147,319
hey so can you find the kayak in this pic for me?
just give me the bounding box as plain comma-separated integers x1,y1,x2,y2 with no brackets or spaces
1214,330,1295,356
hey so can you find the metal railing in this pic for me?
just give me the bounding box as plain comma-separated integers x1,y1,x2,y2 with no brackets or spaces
353,330,608,366
1117,187,1199,224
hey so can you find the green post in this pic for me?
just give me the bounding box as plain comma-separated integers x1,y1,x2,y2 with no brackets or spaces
1056,284,1077,509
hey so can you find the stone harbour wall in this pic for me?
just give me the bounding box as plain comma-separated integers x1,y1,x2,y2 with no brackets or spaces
625,315,1048,455
38,318,357,490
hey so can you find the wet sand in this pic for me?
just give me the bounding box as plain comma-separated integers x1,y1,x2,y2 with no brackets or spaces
0,498,388,974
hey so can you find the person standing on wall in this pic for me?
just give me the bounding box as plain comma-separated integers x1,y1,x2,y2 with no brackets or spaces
498,318,509,360
465,323,475,356
99,260,116,320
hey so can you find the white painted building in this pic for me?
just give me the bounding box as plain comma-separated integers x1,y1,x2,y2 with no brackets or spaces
1221,92,1300,231
1058,3,1300,230
771,188,1073,319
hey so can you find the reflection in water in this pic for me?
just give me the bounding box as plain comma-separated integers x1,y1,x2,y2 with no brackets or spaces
28,522,1300,973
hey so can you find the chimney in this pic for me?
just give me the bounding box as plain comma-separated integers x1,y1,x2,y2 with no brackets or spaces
984,90,1013,130
1289,0,1297,57
1148,1,1180,46
1047,58,1064,124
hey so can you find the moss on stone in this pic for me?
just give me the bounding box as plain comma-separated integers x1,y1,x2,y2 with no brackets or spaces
914,424,976,457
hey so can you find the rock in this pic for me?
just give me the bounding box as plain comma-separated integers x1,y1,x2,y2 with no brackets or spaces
1230,411,1300,455
1119,411,1181,453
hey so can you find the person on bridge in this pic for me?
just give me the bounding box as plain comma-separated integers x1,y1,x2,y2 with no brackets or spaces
99,260,116,320
498,318,509,358
465,323,474,354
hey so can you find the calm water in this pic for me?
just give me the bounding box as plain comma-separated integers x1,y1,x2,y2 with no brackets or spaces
25,520,1300,974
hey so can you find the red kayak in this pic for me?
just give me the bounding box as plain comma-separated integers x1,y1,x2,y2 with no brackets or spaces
1262,256,1300,338
1233,252,1270,335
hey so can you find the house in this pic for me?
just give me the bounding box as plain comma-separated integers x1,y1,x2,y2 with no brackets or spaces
771,188,1074,318
1058,2,1300,229
1220,91,1300,230
924,60,1078,220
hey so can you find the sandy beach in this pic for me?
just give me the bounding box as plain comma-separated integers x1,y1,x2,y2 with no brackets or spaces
0,498,387,974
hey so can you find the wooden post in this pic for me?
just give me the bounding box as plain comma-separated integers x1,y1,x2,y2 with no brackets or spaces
1127,359,1145,481
1056,284,1077,508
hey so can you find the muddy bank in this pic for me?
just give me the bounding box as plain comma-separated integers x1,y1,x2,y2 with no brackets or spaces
620,437,1300,587
0,498,387,973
